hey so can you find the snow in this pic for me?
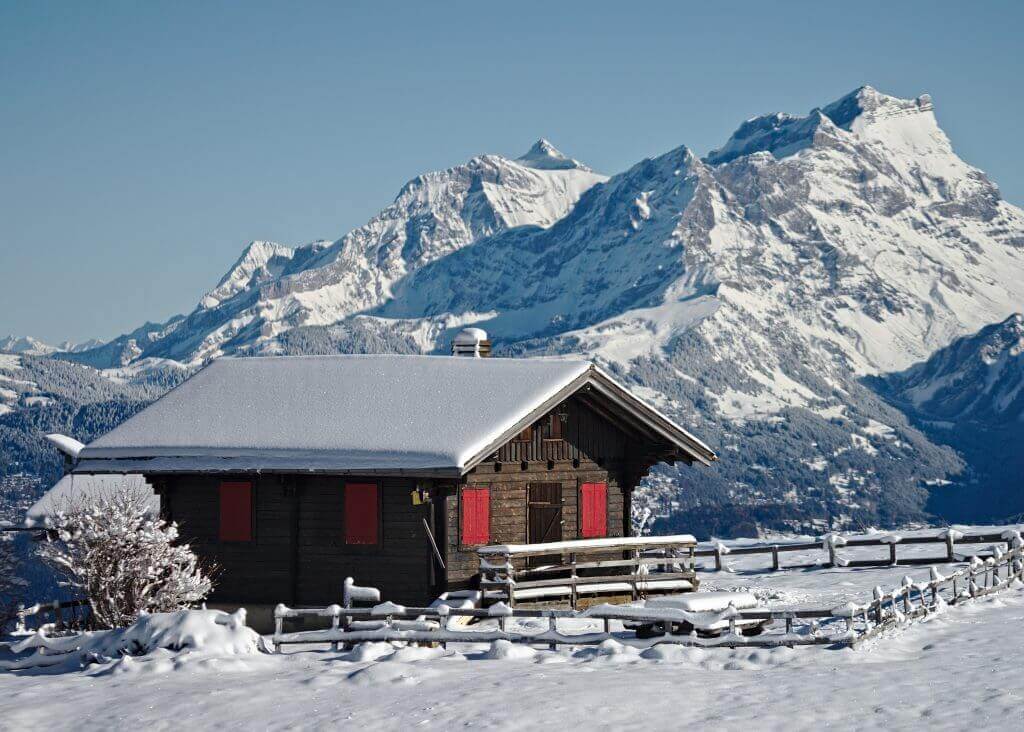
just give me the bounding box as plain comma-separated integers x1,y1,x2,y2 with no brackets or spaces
76,354,713,473
0,354,22,371
45,433,85,458
78,355,591,472
24,473,154,527
4,533,1024,729
646,591,757,613
3,609,264,672
478,534,696,554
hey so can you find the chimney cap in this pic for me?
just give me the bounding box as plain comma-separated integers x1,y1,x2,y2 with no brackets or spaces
453,327,489,345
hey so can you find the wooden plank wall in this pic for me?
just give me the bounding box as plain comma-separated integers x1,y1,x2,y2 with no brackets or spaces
295,476,432,606
161,474,435,608
445,395,636,589
160,474,294,605
493,398,631,464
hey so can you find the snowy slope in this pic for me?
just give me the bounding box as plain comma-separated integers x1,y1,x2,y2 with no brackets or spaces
38,87,1024,530
2,547,1023,730
880,313,1024,425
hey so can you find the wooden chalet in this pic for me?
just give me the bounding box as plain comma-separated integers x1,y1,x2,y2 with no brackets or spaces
66,331,716,623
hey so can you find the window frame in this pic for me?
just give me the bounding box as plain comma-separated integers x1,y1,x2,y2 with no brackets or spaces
513,425,533,442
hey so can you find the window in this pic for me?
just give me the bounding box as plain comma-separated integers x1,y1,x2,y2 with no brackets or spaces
547,412,564,440
219,481,253,542
344,482,379,545
580,482,607,538
461,486,490,546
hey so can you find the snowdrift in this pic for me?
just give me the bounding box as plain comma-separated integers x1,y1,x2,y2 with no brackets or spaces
2,609,268,673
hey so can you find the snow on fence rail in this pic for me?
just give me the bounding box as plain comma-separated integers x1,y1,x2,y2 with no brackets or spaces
476,535,699,608
273,532,1024,654
695,526,1024,572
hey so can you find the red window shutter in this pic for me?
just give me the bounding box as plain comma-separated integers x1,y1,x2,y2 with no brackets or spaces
219,481,252,542
345,483,379,545
580,482,608,538
461,487,490,545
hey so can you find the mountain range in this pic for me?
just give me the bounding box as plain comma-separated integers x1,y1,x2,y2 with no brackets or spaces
3,85,1022,537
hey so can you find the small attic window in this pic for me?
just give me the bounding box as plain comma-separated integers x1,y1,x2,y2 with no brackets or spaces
546,412,565,440
514,425,533,442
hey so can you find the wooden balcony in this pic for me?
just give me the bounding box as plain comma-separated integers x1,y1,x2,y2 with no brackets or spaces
477,535,699,609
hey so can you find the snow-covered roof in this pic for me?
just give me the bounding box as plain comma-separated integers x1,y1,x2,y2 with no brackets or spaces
74,354,715,475
25,473,155,527
45,433,85,459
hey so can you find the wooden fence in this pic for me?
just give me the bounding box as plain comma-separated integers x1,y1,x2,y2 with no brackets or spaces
695,527,1023,572
10,599,90,634
272,530,1024,653
476,535,698,608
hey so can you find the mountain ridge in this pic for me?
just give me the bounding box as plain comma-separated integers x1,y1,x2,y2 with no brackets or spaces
8,86,1024,534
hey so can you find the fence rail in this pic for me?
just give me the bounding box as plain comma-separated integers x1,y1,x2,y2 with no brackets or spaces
273,530,1024,654
477,535,699,608
11,599,90,634
694,526,1024,572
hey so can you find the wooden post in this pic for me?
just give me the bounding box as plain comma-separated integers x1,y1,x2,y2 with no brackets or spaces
548,615,558,651
507,556,516,609
570,552,578,611
330,607,340,652
273,604,284,654
888,542,897,566
945,530,955,562
825,537,836,568
714,546,723,572
631,548,639,601
771,545,780,572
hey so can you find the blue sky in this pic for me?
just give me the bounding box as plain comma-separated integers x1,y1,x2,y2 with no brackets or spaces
2,1,1022,344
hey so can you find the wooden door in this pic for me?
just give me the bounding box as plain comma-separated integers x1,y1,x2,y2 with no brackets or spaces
528,483,562,566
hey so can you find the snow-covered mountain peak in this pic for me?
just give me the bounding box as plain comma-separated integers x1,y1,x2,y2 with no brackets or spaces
0,335,58,356
199,240,302,309
705,86,939,165
516,138,592,171
820,85,933,131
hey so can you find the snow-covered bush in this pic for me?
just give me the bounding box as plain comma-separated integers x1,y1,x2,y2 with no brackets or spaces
40,486,214,629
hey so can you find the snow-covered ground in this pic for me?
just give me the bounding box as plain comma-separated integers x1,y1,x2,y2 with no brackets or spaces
2,531,1023,730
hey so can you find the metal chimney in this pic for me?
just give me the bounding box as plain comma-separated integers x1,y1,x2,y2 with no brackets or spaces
452,328,491,357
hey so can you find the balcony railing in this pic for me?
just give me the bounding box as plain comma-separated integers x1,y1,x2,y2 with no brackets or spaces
477,535,699,609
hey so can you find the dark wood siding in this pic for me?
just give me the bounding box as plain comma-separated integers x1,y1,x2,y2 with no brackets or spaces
295,476,432,606
159,474,435,608
444,395,636,590
493,398,632,464
159,474,295,606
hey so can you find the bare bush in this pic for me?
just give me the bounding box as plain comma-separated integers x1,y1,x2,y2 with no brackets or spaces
40,486,214,629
